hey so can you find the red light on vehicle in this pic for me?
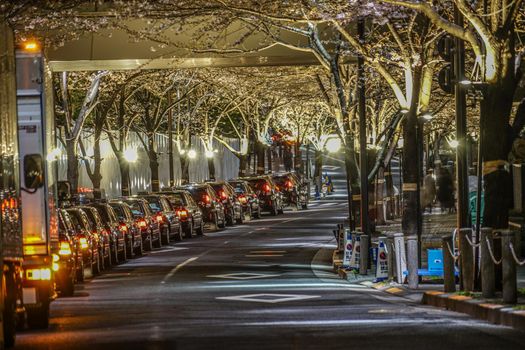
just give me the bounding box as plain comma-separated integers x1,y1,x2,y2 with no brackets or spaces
285,180,293,189
263,183,271,192
156,214,164,223
176,209,188,218
119,224,128,232
238,195,247,204
137,219,147,228
219,190,228,200
203,194,211,204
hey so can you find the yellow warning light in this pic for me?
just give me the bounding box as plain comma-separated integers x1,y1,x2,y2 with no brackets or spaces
21,40,39,52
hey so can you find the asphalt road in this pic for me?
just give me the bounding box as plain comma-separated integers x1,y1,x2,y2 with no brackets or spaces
16,202,525,350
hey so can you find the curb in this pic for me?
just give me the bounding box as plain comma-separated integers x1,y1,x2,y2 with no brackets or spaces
422,291,525,331
362,281,425,302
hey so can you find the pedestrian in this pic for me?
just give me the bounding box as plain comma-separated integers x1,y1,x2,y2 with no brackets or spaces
420,169,436,213
436,167,455,213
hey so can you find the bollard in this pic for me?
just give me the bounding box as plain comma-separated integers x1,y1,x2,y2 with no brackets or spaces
459,228,474,292
442,234,456,293
480,227,495,298
501,230,517,304
386,236,395,280
359,234,369,275
406,235,418,289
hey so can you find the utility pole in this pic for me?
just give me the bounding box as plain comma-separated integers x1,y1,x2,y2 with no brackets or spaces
357,18,369,235
168,92,174,187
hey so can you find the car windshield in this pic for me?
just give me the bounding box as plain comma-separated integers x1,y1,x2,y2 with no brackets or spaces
126,201,145,217
146,198,162,213
110,204,126,220
95,206,115,224
84,209,102,228
247,179,267,190
168,193,185,206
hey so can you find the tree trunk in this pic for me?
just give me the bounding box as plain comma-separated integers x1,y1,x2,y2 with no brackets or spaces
376,167,386,225
148,136,160,192
238,154,248,177
344,135,360,229
66,139,79,194
385,162,395,220
255,140,265,175
116,152,131,196
180,154,190,184
294,142,303,175
207,157,216,180
314,149,323,179
481,78,515,229
90,131,103,197
267,146,273,173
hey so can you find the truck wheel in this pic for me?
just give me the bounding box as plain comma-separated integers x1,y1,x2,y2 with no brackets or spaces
26,303,49,329
3,273,17,347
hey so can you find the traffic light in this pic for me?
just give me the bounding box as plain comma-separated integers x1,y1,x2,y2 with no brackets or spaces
437,35,454,94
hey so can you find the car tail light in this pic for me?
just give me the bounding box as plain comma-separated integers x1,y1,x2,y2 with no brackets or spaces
285,180,293,189
238,195,247,204
262,183,271,193
156,214,164,223
176,209,188,218
119,224,128,232
203,194,211,204
219,190,228,200
58,241,72,255
79,237,89,249
137,219,147,228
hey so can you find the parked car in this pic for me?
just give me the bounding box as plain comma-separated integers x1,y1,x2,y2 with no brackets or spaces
242,176,284,215
109,201,143,256
207,182,243,225
137,194,182,243
89,203,127,262
65,207,102,275
272,173,309,210
56,210,82,296
228,180,261,219
121,197,161,250
159,189,204,237
180,184,226,230
79,206,114,267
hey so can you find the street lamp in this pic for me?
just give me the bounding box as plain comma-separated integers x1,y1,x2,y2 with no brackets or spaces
205,150,214,158
123,147,138,163
187,149,197,159
325,138,341,153
448,139,459,148
421,112,433,121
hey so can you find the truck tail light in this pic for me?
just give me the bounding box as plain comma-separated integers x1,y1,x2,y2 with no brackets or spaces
79,237,89,249
25,268,51,281
59,241,72,255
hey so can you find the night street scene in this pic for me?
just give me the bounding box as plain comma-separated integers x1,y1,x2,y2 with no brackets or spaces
1,1,525,349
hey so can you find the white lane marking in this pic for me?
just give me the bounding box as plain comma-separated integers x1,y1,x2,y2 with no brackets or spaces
249,250,286,254
207,273,280,280
161,256,199,284
217,293,320,303
245,254,284,258
149,247,189,254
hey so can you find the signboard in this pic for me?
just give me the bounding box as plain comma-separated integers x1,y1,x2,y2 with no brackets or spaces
342,230,353,267
375,239,388,281
348,235,361,270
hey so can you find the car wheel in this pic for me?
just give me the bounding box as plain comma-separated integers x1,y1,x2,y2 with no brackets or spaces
236,209,244,224
278,204,284,214
135,238,144,256
162,227,170,245
196,221,204,236
144,232,153,251
127,239,134,259
76,258,85,282
92,252,100,275
153,230,162,248
254,207,262,219
26,302,50,329
271,205,278,216
61,276,75,297
218,214,226,228
118,240,127,262
226,213,235,226
302,203,308,210
185,222,193,239
112,242,120,265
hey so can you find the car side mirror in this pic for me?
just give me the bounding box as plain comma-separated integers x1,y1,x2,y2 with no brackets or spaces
24,154,44,189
